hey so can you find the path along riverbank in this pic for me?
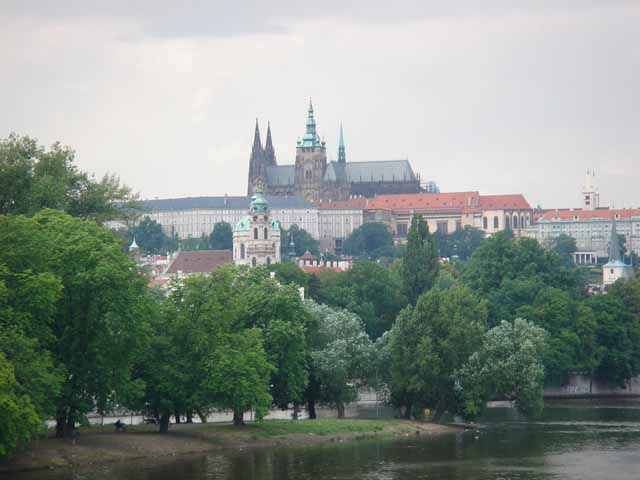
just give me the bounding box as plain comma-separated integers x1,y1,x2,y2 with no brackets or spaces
1,419,461,475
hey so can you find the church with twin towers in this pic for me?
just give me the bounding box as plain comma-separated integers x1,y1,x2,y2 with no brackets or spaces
247,101,421,204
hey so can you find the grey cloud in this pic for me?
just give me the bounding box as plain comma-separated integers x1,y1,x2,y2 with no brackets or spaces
2,0,637,37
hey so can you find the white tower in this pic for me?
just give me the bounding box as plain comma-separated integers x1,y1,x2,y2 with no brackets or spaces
233,185,281,267
582,169,600,211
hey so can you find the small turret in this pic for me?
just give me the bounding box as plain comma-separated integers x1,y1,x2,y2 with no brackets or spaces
129,236,139,252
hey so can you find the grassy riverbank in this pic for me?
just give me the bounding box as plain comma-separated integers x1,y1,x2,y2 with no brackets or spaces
1,419,461,473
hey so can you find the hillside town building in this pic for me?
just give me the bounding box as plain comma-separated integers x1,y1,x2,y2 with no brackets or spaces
525,172,640,259
364,191,532,241
247,101,422,203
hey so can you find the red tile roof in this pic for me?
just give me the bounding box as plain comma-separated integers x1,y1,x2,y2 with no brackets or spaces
318,198,368,210
165,250,232,274
366,192,480,211
148,277,170,288
478,194,531,211
538,208,640,221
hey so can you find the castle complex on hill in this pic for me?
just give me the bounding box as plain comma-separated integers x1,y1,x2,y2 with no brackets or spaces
247,101,422,203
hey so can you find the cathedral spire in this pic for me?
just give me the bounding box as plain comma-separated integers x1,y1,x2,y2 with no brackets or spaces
248,119,266,195
300,99,322,148
338,122,346,163
252,118,262,153
264,121,277,166
609,218,623,263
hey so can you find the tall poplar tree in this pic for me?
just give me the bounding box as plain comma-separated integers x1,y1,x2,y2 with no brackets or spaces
402,214,439,305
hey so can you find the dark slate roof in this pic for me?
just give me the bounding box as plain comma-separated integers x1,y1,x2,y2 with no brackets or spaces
266,165,295,186
143,194,314,211
165,250,232,274
339,160,417,183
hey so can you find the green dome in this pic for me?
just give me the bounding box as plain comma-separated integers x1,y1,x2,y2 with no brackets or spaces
234,216,251,232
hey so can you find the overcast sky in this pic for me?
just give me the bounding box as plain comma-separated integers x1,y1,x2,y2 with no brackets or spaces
1,1,638,208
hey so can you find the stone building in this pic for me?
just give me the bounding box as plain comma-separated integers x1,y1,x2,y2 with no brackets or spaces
144,195,318,240
233,187,281,267
363,191,532,240
525,172,640,260
247,101,422,203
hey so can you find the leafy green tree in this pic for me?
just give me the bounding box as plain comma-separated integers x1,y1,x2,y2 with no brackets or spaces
388,284,487,419
241,269,309,411
458,318,547,419
0,134,139,223
304,301,375,418
0,352,42,458
307,262,406,339
342,222,393,258
130,266,246,431
265,262,310,291
516,287,597,383
587,291,640,387
180,234,209,251
209,221,233,250
463,233,581,297
130,216,172,254
0,211,149,438
280,224,319,257
207,330,274,426
435,225,484,260
402,214,439,305
549,234,577,266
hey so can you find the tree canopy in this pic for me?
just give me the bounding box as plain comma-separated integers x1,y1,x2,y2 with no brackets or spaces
0,134,139,223
342,222,393,258
402,214,439,305
209,221,233,250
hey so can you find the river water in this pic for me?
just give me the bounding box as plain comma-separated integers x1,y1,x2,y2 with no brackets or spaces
13,399,640,480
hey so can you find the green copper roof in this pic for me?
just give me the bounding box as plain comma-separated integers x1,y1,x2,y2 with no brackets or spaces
297,100,324,148
234,216,281,232
250,185,269,213
234,216,252,232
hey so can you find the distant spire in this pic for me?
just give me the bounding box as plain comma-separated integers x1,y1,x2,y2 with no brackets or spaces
609,218,623,262
300,99,322,148
264,121,277,166
252,118,262,152
247,119,266,195
338,123,346,163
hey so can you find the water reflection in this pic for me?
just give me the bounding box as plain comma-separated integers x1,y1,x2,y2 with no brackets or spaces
9,400,640,480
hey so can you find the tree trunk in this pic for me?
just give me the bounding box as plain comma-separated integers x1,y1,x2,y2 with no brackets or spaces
55,415,66,439
432,399,446,422
292,403,299,420
159,414,170,433
233,408,244,426
196,409,208,424
336,402,345,419
64,413,76,438
174,409,181,424
403,402,412,420
186,411,193,424
307,400,317,420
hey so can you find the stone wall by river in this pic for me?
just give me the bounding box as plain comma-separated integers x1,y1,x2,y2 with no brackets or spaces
544,373,640,398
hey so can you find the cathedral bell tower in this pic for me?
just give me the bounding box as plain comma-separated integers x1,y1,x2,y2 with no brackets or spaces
582,169,600,211
295,100,327,203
